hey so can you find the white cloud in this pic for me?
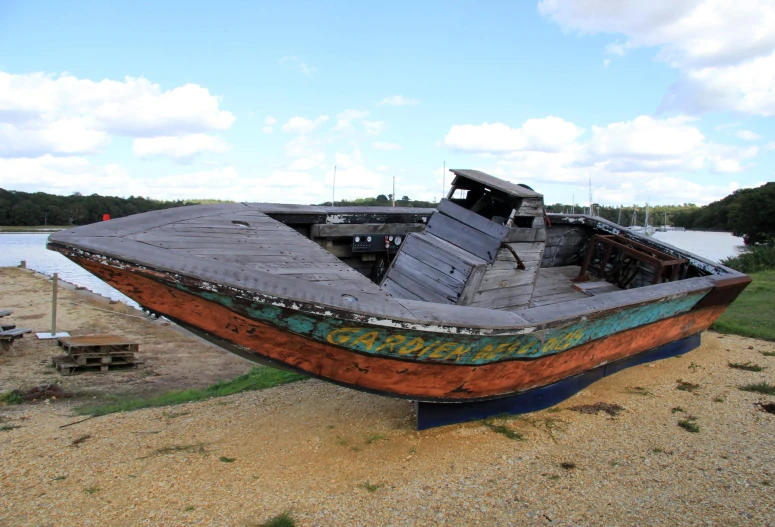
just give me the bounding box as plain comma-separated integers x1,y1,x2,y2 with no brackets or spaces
378,95,419,106
0,71,235,157
766,141,775,150
736,129,761,141
262,116,277,134
603,59,611,68
279,56,316,77
280,115,329,134
132,134,231,162
444,114,759,205
538,0,775,116
372,142,402,151
0,155,132,196
286,152,325,171
363,120,384,136
444,117,583,153
332,109,369,133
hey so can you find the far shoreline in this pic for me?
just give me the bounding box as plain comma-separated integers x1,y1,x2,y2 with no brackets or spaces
0,226,68,233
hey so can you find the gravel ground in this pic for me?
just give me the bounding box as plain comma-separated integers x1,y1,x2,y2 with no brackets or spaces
1,268,774,527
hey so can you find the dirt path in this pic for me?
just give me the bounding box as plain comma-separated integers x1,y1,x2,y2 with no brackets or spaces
0,267,252,398
1,267,774,526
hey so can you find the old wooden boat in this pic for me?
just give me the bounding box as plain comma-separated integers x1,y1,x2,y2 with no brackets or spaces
48,170,750,408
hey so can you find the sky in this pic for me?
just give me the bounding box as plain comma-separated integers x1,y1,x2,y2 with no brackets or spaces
1,0,774,206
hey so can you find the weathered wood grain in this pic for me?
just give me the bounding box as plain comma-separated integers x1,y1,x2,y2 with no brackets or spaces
436,199,510,240
425,213,501,263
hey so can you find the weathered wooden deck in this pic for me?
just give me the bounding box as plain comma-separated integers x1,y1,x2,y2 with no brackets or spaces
528,266,603,308
125,209,386,296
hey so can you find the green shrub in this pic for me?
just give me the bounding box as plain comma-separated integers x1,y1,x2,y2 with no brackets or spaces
722,245,775,274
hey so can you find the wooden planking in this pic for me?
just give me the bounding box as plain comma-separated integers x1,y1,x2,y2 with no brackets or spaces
530,291,587,307
310,223,425,237
391,256,462,301
382,278,426,301
382,268,455,304
395,252,466,291
476,269,537,293
471,282,535,304
406,232,485,267
425,213,501,262
472,291,533,310
436,199,510,240
394,239,472,285
514,198,545,217
457,263,487,306
505,227,547,243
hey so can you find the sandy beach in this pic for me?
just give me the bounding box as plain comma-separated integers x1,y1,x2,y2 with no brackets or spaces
1,267,773,527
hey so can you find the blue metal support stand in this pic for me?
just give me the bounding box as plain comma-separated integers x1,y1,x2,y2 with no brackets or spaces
415,333,702,430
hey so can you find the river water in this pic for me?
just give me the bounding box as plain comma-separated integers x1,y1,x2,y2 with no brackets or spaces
0,230,747,306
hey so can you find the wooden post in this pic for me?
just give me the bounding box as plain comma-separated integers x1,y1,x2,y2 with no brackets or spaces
51,273,58,335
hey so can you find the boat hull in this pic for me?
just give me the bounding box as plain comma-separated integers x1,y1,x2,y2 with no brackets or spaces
70,253,731,402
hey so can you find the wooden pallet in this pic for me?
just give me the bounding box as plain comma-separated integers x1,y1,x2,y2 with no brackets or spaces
57,335,139,355
52,355,141,376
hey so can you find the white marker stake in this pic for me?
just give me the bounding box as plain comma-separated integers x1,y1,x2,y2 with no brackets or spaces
36,272,70,340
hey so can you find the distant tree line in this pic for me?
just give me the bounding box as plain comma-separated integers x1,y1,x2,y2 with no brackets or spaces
0,189,193,226
4,184,773,245
545,202,702,229
546,182,775,245
319,194,437,208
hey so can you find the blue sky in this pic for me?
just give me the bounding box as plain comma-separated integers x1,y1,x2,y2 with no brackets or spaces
1,0,773,206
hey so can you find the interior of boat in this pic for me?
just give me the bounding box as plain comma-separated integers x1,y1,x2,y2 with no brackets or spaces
116,169,709,313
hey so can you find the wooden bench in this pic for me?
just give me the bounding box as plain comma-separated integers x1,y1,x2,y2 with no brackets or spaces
0,327,33,353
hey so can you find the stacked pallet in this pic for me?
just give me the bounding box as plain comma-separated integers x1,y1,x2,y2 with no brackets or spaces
52,335,140,375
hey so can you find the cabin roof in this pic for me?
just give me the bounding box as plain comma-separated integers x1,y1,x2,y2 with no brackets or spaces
449,169,543,199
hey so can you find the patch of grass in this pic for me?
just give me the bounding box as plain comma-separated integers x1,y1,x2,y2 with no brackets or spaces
255,512,296,527
760,351,775,357
84,486,100,495
183,506,195,512
409,447,416,454
54,475,67,481
548,474,560,481
152,443,206,456
77,367,305,415
763,480,772,487
546,407,562,413
609,460,620,467
728,362,765,372
483,419,524,441
712,395,726,403
671,406,685,413
676,380,700,393
365,433,385,444
559,462,576,470
0,391,23,405
0,424,21,432
712,270,775,341
219,456,236,463
652,447,664,454
362,481,381,492
626,386,652,396
739,382,775,395
677,417,700,433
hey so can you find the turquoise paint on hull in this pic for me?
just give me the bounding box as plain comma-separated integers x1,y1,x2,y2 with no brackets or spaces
177,282,707,366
